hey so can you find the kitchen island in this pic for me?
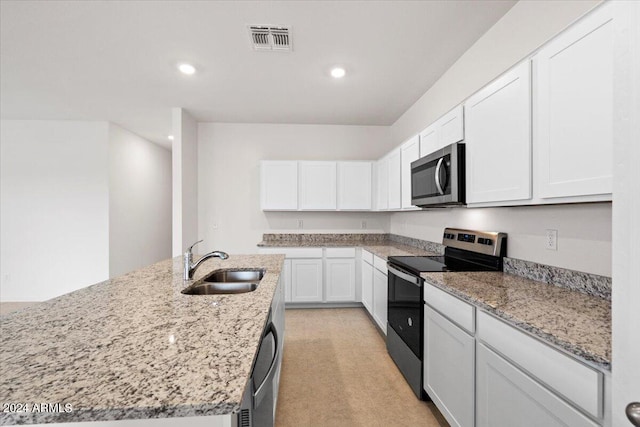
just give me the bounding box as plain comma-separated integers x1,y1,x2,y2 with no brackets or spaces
0,254,284,426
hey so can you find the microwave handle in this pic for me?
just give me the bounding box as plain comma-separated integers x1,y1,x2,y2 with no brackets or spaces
434,158,445,195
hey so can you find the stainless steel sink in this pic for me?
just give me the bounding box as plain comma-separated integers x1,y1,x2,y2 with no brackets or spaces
204,269,265,283
182,269,265,295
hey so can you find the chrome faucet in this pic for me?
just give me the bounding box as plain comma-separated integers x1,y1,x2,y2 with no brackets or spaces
183,240,229,280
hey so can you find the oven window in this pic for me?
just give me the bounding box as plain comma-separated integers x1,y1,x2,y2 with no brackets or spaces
388,270,422,358
412,154,451,199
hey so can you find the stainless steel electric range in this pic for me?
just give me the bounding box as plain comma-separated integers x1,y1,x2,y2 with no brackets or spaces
386,228,507,399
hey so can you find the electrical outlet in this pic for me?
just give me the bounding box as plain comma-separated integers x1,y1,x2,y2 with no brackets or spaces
361,220,367,229
297,219,303,229
545,229,558,250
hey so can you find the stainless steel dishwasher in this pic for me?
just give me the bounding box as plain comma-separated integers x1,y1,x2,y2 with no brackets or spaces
238,309,280,427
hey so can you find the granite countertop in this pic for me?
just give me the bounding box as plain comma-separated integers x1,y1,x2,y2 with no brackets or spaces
258,236,440,259
421,271,611,370
0,254,285,425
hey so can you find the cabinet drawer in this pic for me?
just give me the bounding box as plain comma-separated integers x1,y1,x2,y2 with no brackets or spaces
373,255,387,273
424,283,475,334
361,249,374,265
325,247,356,258
477,311,603,418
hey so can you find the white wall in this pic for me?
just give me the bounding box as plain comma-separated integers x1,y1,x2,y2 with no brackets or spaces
386,0,612,277
197,123,393,254
171,108,199,256
391,204,611,276
1,120,110,301
108,124,172,277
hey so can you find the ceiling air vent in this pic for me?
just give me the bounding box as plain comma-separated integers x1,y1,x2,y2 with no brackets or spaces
248,25,292,51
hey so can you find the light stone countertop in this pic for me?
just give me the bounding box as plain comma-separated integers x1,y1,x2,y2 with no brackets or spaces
258,240,439,259
0,254,285,425
421,271,611,370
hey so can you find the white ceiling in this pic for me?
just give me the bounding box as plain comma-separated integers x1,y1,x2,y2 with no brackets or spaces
0,0,516,148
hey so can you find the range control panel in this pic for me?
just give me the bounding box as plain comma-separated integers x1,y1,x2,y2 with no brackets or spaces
442,228,507,257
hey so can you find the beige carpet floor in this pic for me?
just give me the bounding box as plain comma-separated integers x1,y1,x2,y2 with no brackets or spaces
275,308,449,427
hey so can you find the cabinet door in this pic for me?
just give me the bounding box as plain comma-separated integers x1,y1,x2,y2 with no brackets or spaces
465,60,532,204
438,104,465,147
325,258,356,302
376,157,388,210
424,306,474,427
337,162,372,210
290,259,323,302
419,122,439,157
535,3,613,199
476,344,599,427
299,161,337,210
387,148,402,210
260,161,298,210
361,260,373,314
372,268,388,334
401,136,420,209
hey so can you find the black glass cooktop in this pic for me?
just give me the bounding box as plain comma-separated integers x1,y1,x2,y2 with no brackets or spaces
388,252,502,275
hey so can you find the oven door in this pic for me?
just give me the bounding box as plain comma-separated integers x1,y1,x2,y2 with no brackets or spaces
411,142,465,207
387,264,423,358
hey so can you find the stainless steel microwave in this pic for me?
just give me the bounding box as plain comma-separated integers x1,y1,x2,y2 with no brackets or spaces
411,142,465,207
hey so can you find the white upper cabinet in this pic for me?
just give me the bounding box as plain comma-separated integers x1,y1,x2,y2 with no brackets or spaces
419,104,464,157
534,3,613,199
299,161,337,210
376,156,389,210
437,104,465,149
387,147,402,210
465,60,532,204
400,135,420,209
419,122,439,157
337,162,372,210
261,161,298,210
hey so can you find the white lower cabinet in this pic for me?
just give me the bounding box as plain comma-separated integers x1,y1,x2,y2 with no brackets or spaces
325,258,356,302
476,343,599,427
360,252,387,334
372,264,388,334
259,247,357,304
361,257,373,313
423,305,475,427
423,283,608,427
290,258,323,302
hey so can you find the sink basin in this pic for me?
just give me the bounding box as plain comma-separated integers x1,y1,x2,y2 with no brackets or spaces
204,269,265,283
181,269,265,295
182,282,259,295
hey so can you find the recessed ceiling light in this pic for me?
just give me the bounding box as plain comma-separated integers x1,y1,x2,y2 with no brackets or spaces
168,135,174,140
178,63,196,75
331,67,346,79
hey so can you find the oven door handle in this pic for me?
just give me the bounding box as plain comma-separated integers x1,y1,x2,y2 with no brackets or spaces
388,265,421,286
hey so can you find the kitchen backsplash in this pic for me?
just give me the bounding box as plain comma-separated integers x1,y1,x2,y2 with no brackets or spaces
503,258,612,301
